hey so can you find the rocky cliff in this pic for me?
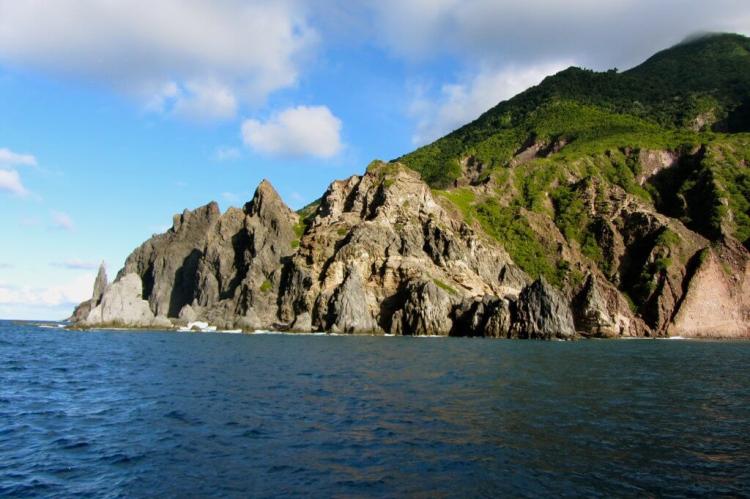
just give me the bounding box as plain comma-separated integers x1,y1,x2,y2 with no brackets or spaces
70,34,750,338
72,164,555,336
71,161,750,338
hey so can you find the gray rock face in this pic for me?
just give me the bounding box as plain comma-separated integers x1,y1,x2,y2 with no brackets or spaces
398,280,455,336
573,275,616,336
328,269,379,334
68,262,108,323
454,295,512,337
83,273,157,327
178,304,197,323
109,180,298,330
511,278,577,339
92,262,108,305
121,201,222,318
572,274,646,338
277,162,523,335
70,166,601,338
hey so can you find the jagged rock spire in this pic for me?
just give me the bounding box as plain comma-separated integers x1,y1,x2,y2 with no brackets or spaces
246,179,289,217
92,261,108,306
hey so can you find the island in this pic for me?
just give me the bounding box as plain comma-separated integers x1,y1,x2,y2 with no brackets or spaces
70,33,750,339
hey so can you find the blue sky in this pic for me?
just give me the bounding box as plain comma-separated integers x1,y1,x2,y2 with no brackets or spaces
0,1,748,320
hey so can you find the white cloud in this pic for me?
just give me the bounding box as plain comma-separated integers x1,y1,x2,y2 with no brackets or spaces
51,259,99,270
0,272,94,308
367,0,750,70
143,81,180,114
0,169,29,196
0,0,317,120
172,78,238,121
315,1,749,145
213,146,242,162
410,62,570,145
0,147,37,167
242,105,343,159
50,211,75,231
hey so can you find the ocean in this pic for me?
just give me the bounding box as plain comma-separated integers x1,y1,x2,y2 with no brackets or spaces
1,321,748,497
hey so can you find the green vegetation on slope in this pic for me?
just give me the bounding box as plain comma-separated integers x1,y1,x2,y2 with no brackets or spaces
292,199,320,248
395,33,750,292
397,33,750,188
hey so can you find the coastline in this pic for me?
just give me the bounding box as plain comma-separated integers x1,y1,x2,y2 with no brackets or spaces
19,321,749,340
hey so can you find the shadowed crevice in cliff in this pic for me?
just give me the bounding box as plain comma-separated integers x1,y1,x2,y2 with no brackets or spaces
276,255,301,310
645,149,704,221
220,230,252,301
168,249,202,318
342,178,363,214
377,288,406,334
646,147,727,242
364,181,388,221
142,260,155,302
617,223,660,305
726,100,750,132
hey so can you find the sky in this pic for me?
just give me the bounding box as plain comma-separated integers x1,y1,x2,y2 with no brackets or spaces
0,1,748,320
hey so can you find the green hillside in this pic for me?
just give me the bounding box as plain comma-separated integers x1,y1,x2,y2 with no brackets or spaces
399,33,750,188
394,33,750,316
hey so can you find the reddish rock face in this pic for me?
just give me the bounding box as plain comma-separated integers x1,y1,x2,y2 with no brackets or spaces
669,241,750,338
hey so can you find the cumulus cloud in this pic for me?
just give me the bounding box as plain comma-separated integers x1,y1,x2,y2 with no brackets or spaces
51,259,99,270
0,273,94,308
50,211,75,231
172,78,238,121
0,147,37,197
0,0,317,120
242,105,343,159
0,169,29,196
409,62,571,144
0,147,37,167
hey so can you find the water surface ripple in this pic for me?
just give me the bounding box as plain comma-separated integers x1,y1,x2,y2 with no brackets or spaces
1,321,749,497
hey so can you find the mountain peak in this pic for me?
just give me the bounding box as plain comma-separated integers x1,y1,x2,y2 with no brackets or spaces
246,179,288,217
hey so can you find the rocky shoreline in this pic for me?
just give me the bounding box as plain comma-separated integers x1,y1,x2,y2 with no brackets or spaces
70,162,750,339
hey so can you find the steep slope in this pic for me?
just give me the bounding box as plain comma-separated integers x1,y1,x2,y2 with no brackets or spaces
393,33,750,337
400,33,750,187
71,33,750,338
74,164,596,338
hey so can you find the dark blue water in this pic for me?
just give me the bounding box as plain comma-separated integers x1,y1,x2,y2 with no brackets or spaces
1,321,749,497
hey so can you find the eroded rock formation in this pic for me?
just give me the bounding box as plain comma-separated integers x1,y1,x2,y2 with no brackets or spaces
71,162,750,338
